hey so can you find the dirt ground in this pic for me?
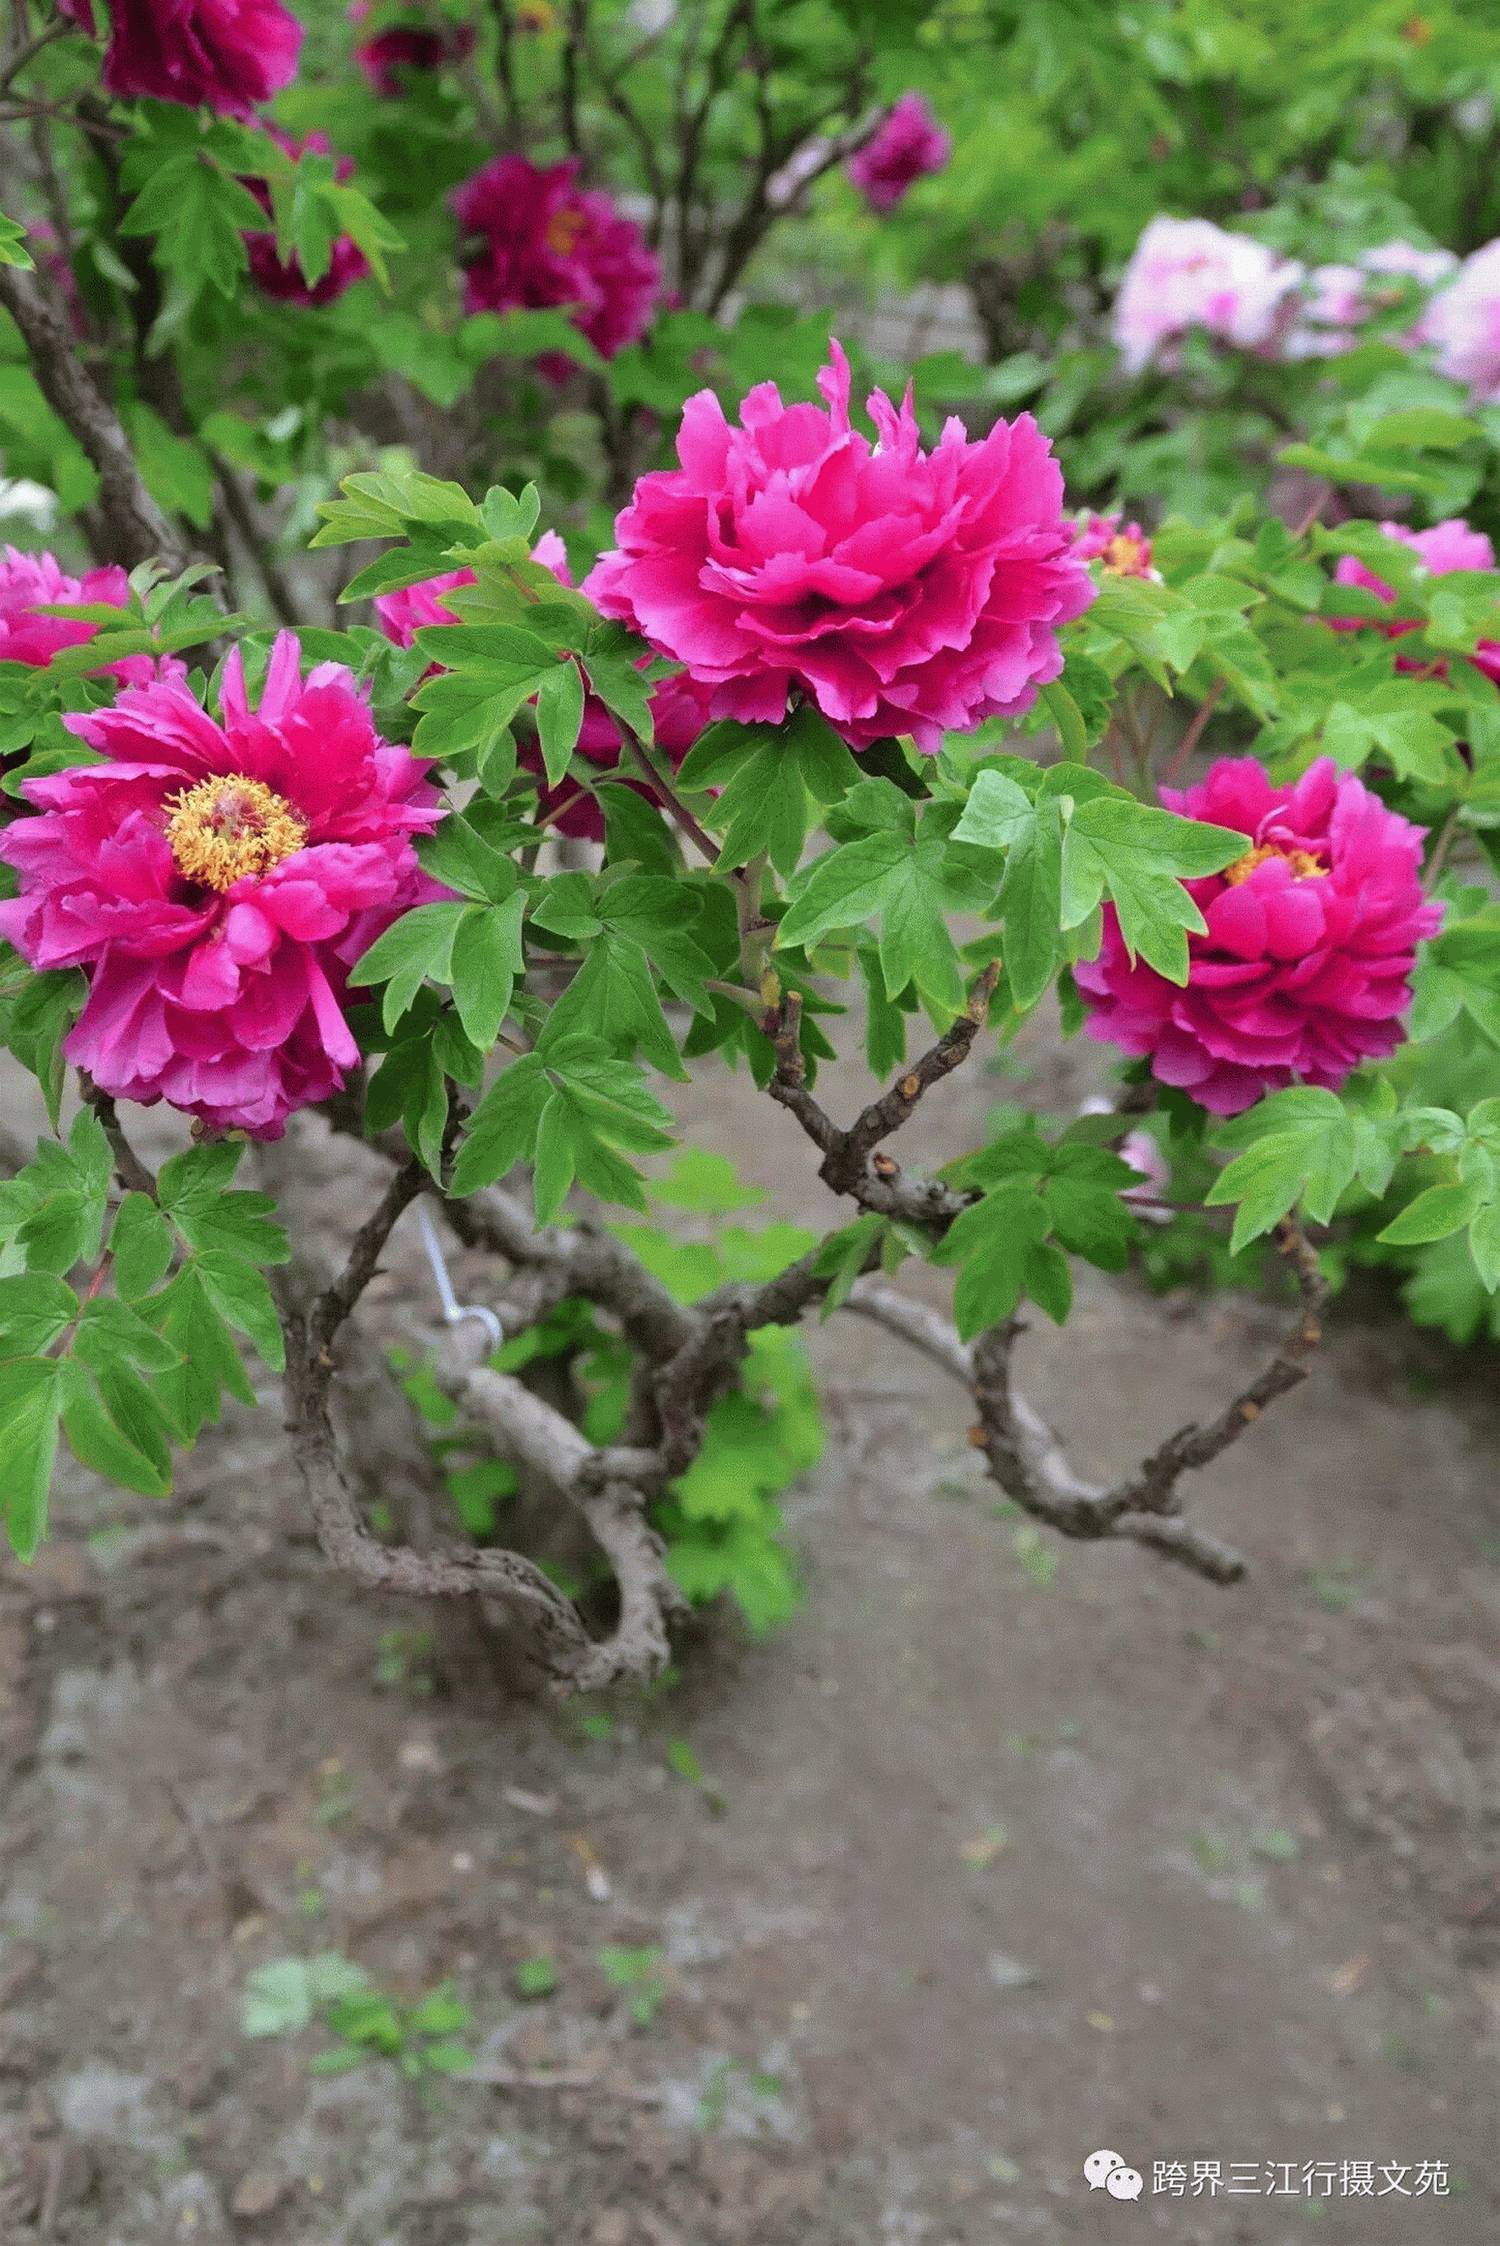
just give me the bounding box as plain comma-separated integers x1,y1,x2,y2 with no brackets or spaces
1,1020,1498,2246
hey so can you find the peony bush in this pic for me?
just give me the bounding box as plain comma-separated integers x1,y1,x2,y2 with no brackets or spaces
1,0,1500,1687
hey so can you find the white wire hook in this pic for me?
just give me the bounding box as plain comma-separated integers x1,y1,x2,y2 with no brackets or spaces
417,1200,503,1353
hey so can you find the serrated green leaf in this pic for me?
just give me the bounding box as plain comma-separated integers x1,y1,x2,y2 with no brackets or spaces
0,1273,77,1356
1377,1180,1484,1246
109,1194,174,1299
0,1356,62,1559
195,1253,285,1372
534,660,586,788
449,892,525,1053
1208,1087,1359,1251
351,901,467,1031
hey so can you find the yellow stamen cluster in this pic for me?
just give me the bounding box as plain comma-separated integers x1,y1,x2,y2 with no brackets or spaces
165,772,308,892
1222,842,1326,887
1101,532,1150,577
544,206,588,257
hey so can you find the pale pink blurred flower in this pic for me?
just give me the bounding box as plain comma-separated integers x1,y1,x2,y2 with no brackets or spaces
1421,240,1500,398
1113,217,1303,375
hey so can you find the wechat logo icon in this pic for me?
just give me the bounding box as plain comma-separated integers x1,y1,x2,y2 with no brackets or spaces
1085,2149,1144,2201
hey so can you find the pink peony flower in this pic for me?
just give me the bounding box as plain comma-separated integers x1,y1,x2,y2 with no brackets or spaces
846,93,951,214
58,0,303,116
371,565,478,651
243,129,369,306
0,634,440,1137
1419,239,1500,400
1113,216,1303,375
1074,757,1440,1117
585,341,1094,752
1282,242,1459,360
368,536,567,661
371,535,712,840
1071,511,1156,578
0,546,166,687
1361,240,1457,289
348,0,475,94
1281,263,1369,360
451,155,660,366
1332,517,1500,685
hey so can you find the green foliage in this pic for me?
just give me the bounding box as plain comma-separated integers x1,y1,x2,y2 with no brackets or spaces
242,1955,471,2076
934,1126,1143,1339
596,1943,667,2029
951,760,1247,999
0,213,34,270
0,1127,288,1560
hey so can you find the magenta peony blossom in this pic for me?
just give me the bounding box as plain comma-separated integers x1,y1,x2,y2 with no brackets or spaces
0,546,167,688
1333,518,1500,686
1071,511,1156,578
1074,757,1440,1118
371,535,712,840
369,534,569,663
59,0,303,116
846,93,951,214
1420,239,1500,401
243,130,369,306
451,156,660,366
371,564,478,651
585,341,1093,752
1113,217,1303,375
0,634,440,1137
348,0,474,94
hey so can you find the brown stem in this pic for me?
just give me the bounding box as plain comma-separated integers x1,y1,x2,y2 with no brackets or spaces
80,1082,158,1199
308,1155,428,1356
0,261,188,570
622,724,733,873
214,458,300,626
1161,677,1227,789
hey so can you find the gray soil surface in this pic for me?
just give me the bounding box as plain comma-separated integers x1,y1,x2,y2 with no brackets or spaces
1,1024,1498,2245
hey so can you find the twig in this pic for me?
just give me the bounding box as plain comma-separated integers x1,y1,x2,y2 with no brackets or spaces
308,1155,427,1355
621,725,728,873
0,19,68,94
1290,480,1333,540
822,962,1000,1192
213,458,299,625
763,973,992,1221
969,1322,1243,1581
1101,1219,1326,1521
80,1081,157,1198
0,261,188,570
1424,805,1461,891
1161,677,1226,788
